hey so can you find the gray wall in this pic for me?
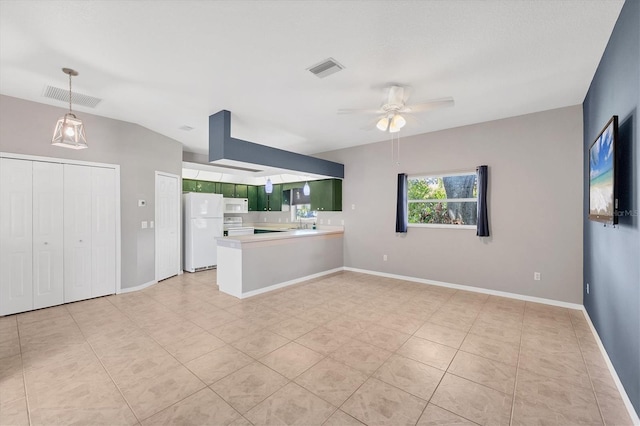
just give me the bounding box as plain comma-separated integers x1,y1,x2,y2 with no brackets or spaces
318,105,584,304
583,0,639,414
0,95,183,289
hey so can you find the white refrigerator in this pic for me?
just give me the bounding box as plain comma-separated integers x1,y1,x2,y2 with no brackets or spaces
183,192,224,272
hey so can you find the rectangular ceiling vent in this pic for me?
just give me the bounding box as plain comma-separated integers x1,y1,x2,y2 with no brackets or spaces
42,85,102,108
307,58,344,78
179,125,195,131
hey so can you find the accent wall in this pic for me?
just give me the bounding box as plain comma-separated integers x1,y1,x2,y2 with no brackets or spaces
583,0,640,415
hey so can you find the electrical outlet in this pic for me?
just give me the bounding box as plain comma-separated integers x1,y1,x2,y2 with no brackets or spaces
351,204,355,210
383,255,388,261
534,272,541,281
341,219,344,225
327,219,331,225
141,221,148,229
586,283,590,294
150,221,154,228
278,218,281,222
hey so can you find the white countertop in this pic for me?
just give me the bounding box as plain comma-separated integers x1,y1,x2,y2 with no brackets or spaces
218,228,343,244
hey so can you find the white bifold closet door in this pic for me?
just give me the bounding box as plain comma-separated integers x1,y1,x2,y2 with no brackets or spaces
0,158,34,315
32,161,64,309
91,167,116,298
63,164,116,303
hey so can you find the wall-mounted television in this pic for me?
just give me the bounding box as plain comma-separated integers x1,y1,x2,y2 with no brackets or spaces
589,115,618,224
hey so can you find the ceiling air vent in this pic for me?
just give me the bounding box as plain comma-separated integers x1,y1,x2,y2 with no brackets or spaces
307,58,344,79
179,125,195,131
43,85,102,108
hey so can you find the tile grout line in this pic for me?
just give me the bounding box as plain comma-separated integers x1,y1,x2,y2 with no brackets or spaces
507,301,527,426
570,310,607,426
14,316,33,426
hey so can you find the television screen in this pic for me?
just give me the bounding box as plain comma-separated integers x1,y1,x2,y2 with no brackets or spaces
589,115,618,224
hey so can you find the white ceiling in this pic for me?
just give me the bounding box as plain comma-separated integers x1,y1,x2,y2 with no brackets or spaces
0,0,624,157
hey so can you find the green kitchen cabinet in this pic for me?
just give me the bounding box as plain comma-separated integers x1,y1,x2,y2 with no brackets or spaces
235,184,248,198
270,184,282,211
247,185,258,211
220,183,235,198
310,179,342,211
182,179,197,192
257,184,282,211
199,181,216,193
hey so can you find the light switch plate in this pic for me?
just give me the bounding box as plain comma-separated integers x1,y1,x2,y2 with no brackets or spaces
150,221,154,228
141,221,148,229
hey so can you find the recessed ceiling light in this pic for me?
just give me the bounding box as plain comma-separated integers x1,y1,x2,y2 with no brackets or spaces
179,125,195,131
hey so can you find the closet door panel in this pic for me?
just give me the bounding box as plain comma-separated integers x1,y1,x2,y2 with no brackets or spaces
91,167,116,297
0,158,33,315
32,162,64,309
64,164,93,303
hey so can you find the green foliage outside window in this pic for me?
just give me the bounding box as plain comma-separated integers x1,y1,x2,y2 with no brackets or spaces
408,174,478,226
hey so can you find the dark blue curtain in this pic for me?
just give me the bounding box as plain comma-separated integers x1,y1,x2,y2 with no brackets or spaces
476,165,489,237
396,173,408,233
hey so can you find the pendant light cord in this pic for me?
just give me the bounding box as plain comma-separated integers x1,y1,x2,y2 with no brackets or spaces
68,72,73,114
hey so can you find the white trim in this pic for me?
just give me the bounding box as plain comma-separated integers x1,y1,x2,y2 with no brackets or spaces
1,152,118,169
1,152,122,295
343,267,583,310
581,309,640,425
409,170,476,179
154,171,182,283
408,223,476,230
119,280,157,294
239,267,343,299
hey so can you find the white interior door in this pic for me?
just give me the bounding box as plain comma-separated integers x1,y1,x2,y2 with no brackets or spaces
0,158,33,316
64,164,93,303
91,167,116,297
156,173,180,281
32,161,64,309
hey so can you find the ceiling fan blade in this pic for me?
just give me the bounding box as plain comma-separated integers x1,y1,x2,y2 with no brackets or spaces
404,97,455,113
337,108,383,115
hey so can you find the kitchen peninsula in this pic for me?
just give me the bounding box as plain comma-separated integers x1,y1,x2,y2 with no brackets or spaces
216,228,344,298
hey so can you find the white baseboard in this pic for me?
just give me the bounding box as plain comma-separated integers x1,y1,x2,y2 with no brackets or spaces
343,267,583,310
581,309,640,425
119,280,157,294
240,267,343,299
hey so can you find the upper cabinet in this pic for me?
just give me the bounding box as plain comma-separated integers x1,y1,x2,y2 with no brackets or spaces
257,184,282,211
183,178,342,212
309,179,342,211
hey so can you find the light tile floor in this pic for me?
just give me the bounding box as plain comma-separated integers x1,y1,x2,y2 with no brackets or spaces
0,270,633,425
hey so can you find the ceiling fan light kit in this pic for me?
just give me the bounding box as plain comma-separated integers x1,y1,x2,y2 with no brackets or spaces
51,68,88,150
339,84,454,133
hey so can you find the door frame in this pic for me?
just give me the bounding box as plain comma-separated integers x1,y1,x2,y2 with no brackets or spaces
155,171,181,282
0,152,122,294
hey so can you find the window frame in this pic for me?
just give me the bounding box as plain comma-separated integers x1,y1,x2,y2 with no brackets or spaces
407,170,478,230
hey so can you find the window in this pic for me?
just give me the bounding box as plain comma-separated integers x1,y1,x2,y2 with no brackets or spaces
408,171,477,228
293,204,317,221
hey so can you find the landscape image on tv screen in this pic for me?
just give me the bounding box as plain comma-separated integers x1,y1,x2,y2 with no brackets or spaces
589,117,616,221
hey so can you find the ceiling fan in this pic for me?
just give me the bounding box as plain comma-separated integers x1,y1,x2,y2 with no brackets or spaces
338,85,454,133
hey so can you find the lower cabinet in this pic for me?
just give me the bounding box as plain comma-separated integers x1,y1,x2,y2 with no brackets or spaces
0,157,118,316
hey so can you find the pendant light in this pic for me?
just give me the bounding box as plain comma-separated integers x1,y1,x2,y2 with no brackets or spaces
303,181,310,196
265,177,273,194
51,68,88,149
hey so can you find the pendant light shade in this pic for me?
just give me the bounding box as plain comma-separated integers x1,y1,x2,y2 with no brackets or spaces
52,68,88,149
303,181,310,196
265,177,273,194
